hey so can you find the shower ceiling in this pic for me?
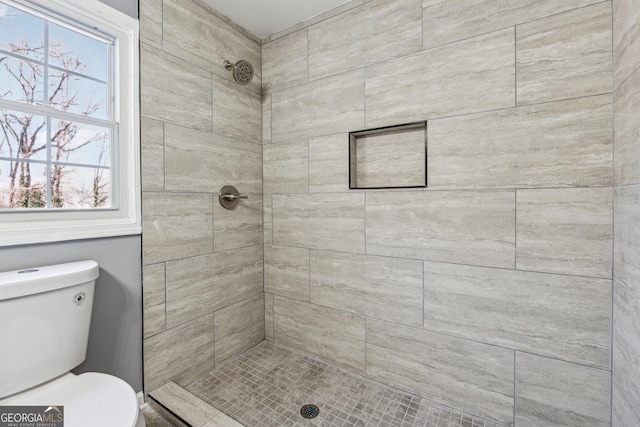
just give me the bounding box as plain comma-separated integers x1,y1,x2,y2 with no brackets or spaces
201,0,352,39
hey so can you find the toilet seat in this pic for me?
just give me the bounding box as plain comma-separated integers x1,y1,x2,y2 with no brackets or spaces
0,372,140,427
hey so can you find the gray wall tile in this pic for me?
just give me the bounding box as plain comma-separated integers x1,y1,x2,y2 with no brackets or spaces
614,68,640,186
273,193,366,253
143,263,166,338
366,319,514,425
142,192,213,265
264,293,274,342
164,124,262,195
422,0,602,51
308,134,350,193
262,92,272,144
214,195,262,253
165,246,263,328
262,29,308,92
271,71,365,143
264,244,310,301
162,0,262,94
423,262,611,369
427,95,613,189
140,0,162,57
613,283,640,426
613,0,640,90
308,0,422,80
141,43,212,131
516,187,613,278
614,184,640,295
516,3,612,105
274,297,366,375
263,195,273,244
215,294,265,365
366,191,515,268
141,118,164,192
263,141,308,194
310,250,423,327
144,314,214,392
515,353,611,427
213,77,261,144
149,382,221,427
365,29,515,128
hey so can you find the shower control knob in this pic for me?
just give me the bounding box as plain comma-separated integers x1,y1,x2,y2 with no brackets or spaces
218,185,248,210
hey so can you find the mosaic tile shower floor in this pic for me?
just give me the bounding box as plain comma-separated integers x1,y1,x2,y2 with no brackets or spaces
184,342,507,427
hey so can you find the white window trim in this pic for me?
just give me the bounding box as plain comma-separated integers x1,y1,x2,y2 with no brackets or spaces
0,0,141,247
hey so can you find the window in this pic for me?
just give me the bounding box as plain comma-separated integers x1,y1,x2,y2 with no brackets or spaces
0,0,140,246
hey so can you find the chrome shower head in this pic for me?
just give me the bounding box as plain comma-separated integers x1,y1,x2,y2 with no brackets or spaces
224,59,254,85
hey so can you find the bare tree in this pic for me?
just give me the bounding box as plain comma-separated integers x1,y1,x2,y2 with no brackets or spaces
0,29,108,209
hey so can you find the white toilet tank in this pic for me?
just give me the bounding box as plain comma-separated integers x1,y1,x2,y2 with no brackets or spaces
0,260,99,399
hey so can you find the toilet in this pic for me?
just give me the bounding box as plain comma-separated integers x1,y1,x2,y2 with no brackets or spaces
0,260,145,427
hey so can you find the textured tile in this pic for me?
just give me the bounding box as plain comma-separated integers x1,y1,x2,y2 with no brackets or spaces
613,0,640,89
310,250,423,327
213,195,262,252
140,44,212,131
213,77,261,144
422,0,602,51
428,95,613,188
516,3,612,105
215,294,264,365
165,246,263,328
516,187,613,278
365,28,515,128
164,124,262,195
142,192,213,265
273,193,365,253
141,117,164,192
144,315,214,392
271,70,365,143
186,341,508,427
308,0,422,80
140,0,162,48
262,91,272,144
613,283,640,427
366,191,515,268
150,382,220,427
264,293,274,342
614,68,640,186
423,262,611,369
264,244,310,301
614,184,640,294
263,140,308,194
366,319,514,426
274,297,366,375
353,125,426,188
162,0,261,94
515,353,611,427
143,263,166,338
262,29,308,92
263,194,273,244
309,133,350,193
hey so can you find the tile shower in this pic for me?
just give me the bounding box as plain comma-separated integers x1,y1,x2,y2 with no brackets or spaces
139,0,640,426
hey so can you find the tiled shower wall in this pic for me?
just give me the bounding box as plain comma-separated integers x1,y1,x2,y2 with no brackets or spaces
612,0,640,425
139,0,264,393
262,1,615,426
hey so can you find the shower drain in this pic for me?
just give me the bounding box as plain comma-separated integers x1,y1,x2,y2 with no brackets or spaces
300,404,319,419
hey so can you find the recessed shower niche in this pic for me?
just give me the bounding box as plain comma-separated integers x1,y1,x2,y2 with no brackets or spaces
349,121,427,189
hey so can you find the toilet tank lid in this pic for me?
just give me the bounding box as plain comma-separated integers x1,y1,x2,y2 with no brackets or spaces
0,260,99,301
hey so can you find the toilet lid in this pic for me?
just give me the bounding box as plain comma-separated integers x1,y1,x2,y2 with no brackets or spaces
0,372,139,427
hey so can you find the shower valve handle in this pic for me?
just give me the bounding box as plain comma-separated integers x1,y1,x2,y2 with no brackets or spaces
222,194,248,200
218,185,247,210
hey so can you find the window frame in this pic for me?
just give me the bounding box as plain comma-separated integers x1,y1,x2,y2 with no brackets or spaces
0,0,140,246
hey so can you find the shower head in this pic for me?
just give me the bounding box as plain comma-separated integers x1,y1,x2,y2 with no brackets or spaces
224,59,254,85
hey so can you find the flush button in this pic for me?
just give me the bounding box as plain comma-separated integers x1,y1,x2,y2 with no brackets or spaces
18,269,39,274
73,293,86,305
